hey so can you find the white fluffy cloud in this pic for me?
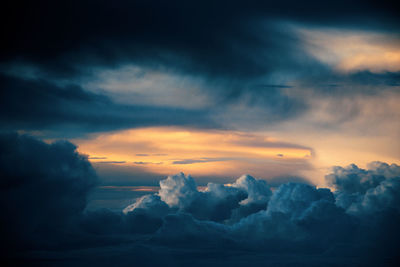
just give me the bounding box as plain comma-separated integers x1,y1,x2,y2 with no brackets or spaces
121,161,400,258
2,134,399,265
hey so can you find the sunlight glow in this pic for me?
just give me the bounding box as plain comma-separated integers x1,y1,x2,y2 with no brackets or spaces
299,28,400,73
73,127,313,178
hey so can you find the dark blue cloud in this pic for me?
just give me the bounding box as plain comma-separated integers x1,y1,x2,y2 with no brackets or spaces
1,133,400,266
1,1,398,135
326,162,387,194
1,1,398,79
0,132,98,254
0,74,218,136
86,163,400,265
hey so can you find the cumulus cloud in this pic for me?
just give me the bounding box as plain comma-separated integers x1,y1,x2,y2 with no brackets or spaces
328,162,400,215
123,194,169,216
121,162,400,262
327,162,393,193
2,133,400,265
232,175,272,205
142,173,273,223
0,132,98,252
266,183,333,218
158,173,199,209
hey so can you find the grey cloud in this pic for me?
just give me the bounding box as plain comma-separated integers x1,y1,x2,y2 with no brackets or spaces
2,133,400,265
119,162,400,263
1,1,399,137
0,74,218,136
97,161,126,164
329,162,400,215
0,132,98,253
172,157,233,165
326,161,400,194
2,0,398,80
133,161,163,165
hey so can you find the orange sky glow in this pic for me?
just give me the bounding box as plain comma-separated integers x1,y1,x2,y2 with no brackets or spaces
73,127,313,181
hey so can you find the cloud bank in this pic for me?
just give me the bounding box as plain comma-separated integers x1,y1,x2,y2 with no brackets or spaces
1,133,400,266
0,133,98,253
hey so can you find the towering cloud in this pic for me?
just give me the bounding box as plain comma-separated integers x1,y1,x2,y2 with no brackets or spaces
1,133,399,265
120,162,400,264
0,133,98,254
1,0,399,265
328,162,400,215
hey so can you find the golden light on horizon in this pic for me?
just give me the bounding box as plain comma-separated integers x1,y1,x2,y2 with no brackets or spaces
72,127,313,178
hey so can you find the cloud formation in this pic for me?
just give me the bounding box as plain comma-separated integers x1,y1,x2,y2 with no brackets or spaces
1,0,400,263
0,132,98,253
0,74,217,136
2,133,400,265
1,0,399,138
299,28,400,73
327,162,400,215
2,1,398,78
119,162,400,264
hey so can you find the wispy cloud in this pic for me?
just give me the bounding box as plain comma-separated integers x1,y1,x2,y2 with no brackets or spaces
97,161,126,164
133,161,163,165
298,27,400,73
89,156,107,159
172,157,233,165
74,127,313,179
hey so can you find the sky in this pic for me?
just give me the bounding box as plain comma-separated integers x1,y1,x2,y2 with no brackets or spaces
1,0,400,266
1,1,400,188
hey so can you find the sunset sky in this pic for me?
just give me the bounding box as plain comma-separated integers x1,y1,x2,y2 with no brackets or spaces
4,16,397,187
1,1,400,265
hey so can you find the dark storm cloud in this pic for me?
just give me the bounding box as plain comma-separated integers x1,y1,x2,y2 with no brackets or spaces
0,132,98,254
0,74,217,136
1,1,398,134
1,0,398,79
2,133,400,265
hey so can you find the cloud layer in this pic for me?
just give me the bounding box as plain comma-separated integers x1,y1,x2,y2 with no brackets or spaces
1,0,399,138
1,133,399,265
